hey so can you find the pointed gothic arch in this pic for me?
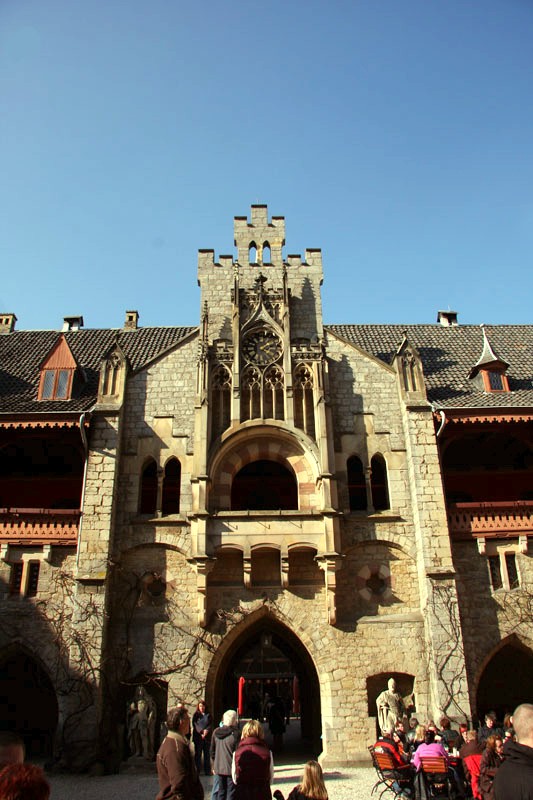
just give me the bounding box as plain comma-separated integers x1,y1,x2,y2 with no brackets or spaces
0,645,58,758
205,607,322,755
475,635,533,722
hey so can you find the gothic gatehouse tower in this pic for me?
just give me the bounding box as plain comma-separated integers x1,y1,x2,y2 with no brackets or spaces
1,204,532,772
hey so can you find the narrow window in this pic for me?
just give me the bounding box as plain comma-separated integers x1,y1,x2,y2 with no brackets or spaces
371,454,390,511
26,562,40,597
264,365,284,420
488,372,504,391
162,458,181,515
505,553,519,589
293,364,315,438
41,371,55,399
241,366,261,421
9,563,23,595
263,242,271,263
249,243,257,264
488,555,503,590
211,365,231,438
347,456,367,511
56,369,70,399
140,460,158,515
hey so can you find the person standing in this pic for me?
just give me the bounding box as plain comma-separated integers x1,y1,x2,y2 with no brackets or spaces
192,701,212,777
210,709,241,800
232,720,273,800
156,706,204,800
494,703,533,800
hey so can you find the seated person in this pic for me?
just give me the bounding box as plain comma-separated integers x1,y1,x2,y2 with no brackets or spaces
439,716,462,752
460,730,483,761
394,721,408,749
411,730,449,771
374,729,412,771
478,712,503,747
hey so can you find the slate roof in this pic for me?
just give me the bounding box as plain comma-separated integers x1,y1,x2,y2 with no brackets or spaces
326,324,533,409
0,322,532,416
0,326,197,414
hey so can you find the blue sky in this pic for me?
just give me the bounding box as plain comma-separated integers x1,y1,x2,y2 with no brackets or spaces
1,0,532,330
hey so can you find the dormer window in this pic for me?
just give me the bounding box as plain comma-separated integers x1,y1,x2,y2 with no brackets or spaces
468,328,510,394
481,369,509,393
40,368,74,400
38,334,79,401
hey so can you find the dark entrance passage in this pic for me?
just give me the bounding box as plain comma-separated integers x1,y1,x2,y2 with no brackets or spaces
476,640,533,722
0,649,58,759
231,460,298,510
211,615,321,760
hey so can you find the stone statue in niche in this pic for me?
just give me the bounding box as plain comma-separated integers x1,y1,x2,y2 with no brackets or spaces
376,677,408,734
127,685,157,759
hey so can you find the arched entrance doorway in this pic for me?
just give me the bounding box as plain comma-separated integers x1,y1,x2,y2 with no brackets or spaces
209,613,321,758
0,648,58,758
476,639,533,722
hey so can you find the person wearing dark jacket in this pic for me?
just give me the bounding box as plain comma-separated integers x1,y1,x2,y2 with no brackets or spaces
479,735,504,800
494,703,533,800
156,706,204,800
231,719,273,800
210,709,241,800
193,701,212,776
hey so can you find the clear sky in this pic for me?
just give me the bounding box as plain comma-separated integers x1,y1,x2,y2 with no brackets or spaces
1,0,532,331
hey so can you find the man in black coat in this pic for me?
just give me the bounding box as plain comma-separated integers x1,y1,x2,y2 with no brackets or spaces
494,703,533,800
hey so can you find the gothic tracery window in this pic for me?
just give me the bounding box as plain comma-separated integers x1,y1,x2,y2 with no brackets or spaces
293,363,315,438
263,365,284,419
211,364,232,438
241,366,262,421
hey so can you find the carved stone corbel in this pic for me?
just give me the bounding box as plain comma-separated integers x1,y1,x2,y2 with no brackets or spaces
316,554,343,625
188,557,215,627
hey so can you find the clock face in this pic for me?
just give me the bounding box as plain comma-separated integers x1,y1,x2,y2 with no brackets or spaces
242,329,282,366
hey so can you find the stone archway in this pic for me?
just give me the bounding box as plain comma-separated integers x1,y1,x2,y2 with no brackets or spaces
0,646,58,759
476,637,533,722
207,610,322,757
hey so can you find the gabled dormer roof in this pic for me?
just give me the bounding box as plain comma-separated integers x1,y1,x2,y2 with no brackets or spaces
39,334,79,371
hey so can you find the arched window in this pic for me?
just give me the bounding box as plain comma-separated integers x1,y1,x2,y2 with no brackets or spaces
140,459,158,515
371,454,390,511
347,456,367,511
211,364,232,438
249,242,257,264
263,242,271,263
162,458,181,515
293,364,315,439
263,365,284,419
231,460,298,510
241,366,261,421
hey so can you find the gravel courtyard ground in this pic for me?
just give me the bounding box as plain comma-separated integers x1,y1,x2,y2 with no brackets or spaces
48,763,378,800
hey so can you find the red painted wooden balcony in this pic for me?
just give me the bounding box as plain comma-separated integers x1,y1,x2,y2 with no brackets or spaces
0,508,80,545
448,501,533,540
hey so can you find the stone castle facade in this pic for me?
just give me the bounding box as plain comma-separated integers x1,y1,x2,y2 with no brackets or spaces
0,205,532,770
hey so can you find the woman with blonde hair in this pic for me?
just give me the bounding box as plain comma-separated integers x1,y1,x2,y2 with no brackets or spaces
286,760,328,800
232,720,273,800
